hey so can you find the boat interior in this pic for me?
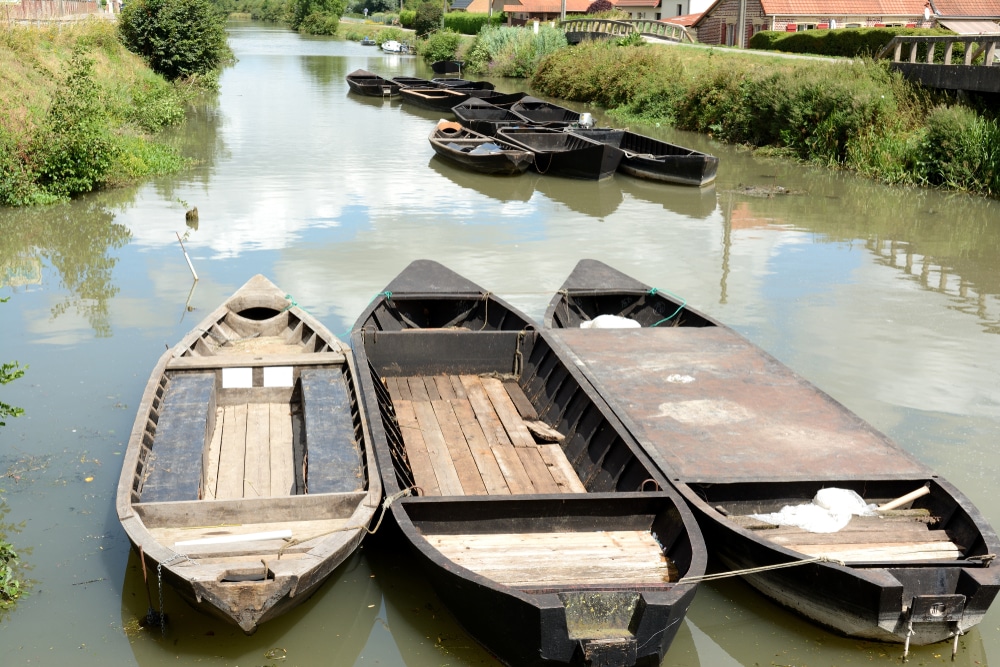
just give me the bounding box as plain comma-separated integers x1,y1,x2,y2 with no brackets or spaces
547,289,717,329
689,479,990,565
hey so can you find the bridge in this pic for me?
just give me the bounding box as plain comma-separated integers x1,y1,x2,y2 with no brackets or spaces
877,35,1000,93
559,18,694,45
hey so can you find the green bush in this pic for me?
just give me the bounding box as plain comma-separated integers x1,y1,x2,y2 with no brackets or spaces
413,1,442,37
916,105,1000,195
748,27,955,59
375,26,404,43
533,39,666,107
443,12,503,35
118,0,230,80
400,8,416,28
420,29,462,63
31,52,118,199
466,24,566,77
289,0,347,33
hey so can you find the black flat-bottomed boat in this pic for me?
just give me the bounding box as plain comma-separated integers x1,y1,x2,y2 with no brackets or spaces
428,120,534,175
497,127,623,180
346,69,400,97
351,260,706,667
570,128,719,186
399,86,472,111
543,259,1000,653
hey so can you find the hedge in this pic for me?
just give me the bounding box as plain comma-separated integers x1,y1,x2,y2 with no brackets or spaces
749,27,956,59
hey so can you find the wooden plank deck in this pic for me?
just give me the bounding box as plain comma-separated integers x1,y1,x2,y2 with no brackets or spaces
387,375,586,496
732,513,963,562
428,530,674,587
204,402,295,500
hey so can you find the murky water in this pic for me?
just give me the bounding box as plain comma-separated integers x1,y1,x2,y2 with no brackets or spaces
2,21,1000,666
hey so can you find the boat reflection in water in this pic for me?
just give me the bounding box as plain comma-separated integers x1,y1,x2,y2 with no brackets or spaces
618,177,718,220
427,155,540,203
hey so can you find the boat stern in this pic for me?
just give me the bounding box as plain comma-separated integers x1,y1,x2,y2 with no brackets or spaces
190,570,300,634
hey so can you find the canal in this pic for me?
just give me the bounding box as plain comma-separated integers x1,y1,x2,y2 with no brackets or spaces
1,20,999,666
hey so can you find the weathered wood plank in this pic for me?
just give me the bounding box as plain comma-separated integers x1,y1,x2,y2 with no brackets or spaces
407,377,431,402
167,351,345,370
435,376,458,400
269,402,295,496
216,404,248,500
537,444,587,493
203,406,225,500
481,377,537,448
431,399,488,495
515,447,561,494
460,375,535,494
412,401,465,496
244,403,271,498
768,528,951,546
300,369,363,493
503,379,538,420
422,377,442,401
384,376,403,402
450,375,468,399
394,400,441,496
450,399,511,495
791,541,962,562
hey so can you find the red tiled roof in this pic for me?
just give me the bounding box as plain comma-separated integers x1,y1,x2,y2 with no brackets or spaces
666,11,702,24
504,0,589,11
759,0,927,14
612,0,661,6
931,0,1000,16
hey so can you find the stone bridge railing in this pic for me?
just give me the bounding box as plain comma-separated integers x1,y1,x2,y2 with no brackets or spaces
560,18,694,44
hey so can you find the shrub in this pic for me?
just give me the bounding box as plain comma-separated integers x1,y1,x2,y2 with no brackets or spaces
533,39,665,107
118,0,230,80
31,52,118,199
586,0,612,11
916,105,1000,195
748,27,955,59
413,0,442,37
399,8,416,28
444,12,503,35
288,0,347,33
467,24,566,77
420,29,462,64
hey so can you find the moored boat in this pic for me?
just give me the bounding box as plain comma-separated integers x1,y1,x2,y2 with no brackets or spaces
543,259,1000,654
428,120,534,175
431,59,463,74
399,86,472,111
570,128,720,186
497,127,623,180
116,275,381,633
509,97,581,124
350,259,706,667
452,98,537,137
346,68,400,97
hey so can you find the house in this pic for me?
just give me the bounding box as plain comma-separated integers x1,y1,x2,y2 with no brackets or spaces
503,0,591,22
451,0,512,14
612,0,695,20
690,0,941,47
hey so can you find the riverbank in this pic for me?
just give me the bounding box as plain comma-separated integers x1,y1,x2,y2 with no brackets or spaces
531,40,999,199
0,18,190,207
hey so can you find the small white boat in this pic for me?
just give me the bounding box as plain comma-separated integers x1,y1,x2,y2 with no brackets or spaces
381,40,410,54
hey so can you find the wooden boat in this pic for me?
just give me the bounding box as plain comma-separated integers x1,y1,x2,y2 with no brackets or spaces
360,36,377,46
428,120,534,176
381,39,412,54
431,59,463,74
117,275,381,633
543,259,1000,653
570,128,720,186
452,98,535,137
399,86,471,111
497,127,623,180
392,75,438,89
346,69,400,97
350,259,706,667
509,97,581,124
432,77,495,91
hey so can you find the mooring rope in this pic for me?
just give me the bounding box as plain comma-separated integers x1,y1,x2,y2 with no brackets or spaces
366,487,414,535
648,288,688,326
677,555,846,585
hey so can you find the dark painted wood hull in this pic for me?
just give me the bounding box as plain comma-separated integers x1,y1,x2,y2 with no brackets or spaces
453,98,539,137
428,121,534,175
351,260,706,666
570,128,719,186
497,128,623,180
345,69,400,97
543,259,1000,647
399,86,471,111
431,59,463,74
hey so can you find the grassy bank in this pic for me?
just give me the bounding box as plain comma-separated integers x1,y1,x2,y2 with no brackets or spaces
531,40,999,199
0,19,190,207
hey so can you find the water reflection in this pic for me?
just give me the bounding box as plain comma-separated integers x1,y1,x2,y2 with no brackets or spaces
427,156,539,203
301,54,349,89
620,177,718,220
533,173,624,219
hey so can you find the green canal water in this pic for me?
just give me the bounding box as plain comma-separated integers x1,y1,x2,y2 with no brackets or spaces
1,21,999,666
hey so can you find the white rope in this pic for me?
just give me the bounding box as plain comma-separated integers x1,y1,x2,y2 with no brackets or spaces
678,556,846,584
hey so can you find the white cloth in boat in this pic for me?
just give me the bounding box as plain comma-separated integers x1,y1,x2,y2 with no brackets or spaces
751,488,878,533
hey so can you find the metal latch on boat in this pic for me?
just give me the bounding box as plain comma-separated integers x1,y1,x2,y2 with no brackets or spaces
903,594,966,660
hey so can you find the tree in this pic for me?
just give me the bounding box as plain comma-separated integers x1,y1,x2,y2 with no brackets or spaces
289,0,347,34
586,0,613,12
118,0,230,80
413,0,442,37
0,298,24,428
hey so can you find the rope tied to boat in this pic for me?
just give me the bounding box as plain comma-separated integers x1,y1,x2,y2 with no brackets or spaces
366,487,415,535
648,287,688,327
676,555,846,585
281,294,300,313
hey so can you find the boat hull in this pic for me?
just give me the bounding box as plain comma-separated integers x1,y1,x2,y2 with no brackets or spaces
570,128,719,186
497,128,623,180
429,121,534,175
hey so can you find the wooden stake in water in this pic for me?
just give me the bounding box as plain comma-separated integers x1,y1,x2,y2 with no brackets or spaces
176,232,198,281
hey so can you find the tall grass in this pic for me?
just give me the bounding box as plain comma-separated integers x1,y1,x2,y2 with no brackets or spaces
464,25,567,77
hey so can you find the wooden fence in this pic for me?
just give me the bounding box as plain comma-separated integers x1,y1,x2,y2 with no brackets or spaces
1,0,101,21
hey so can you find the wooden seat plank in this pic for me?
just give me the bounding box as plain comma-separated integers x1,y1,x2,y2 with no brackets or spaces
481,377,537,448
460,375,535,494
216,404,248,500
450,399,511,495
300,369,364,494
791,541,962,562
411,401,466,495
203,406,225,500
432,399,488,495
537,444,587,493
389,400,440,496
243,403,271,498
269,402,295,496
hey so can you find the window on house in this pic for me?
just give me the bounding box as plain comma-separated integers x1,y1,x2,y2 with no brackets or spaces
726,23,736,45
796,23,817,30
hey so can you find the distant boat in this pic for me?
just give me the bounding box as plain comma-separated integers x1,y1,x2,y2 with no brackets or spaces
497,126,623,180
346,69,400,97
117,275,381,633
428,120,534,175
430,59,463,74
570,128,720,186
360,36,376,46
350,259,706,667
380,40,411,54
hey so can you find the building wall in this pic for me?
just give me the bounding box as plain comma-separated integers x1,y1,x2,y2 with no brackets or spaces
695,0,765,45
2,0,101,20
